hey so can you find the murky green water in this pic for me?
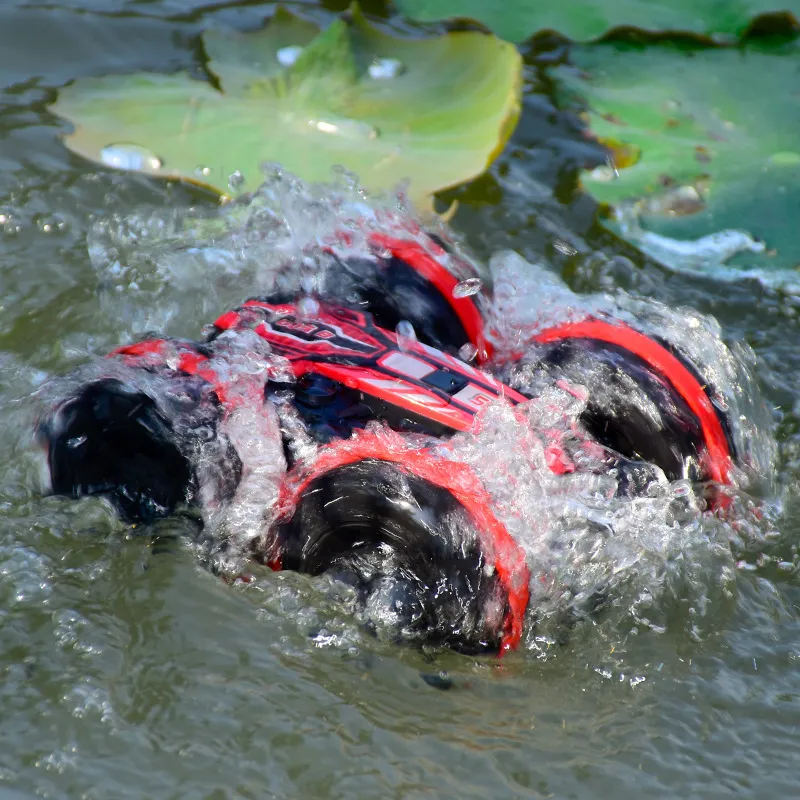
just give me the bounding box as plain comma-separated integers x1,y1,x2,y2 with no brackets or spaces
3,3,800,798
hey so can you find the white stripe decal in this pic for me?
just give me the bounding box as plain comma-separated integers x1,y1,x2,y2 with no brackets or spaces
379,351,436,380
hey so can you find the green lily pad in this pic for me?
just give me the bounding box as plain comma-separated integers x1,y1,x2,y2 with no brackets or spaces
51,5,521,208
395,0,799,44
554,42,800,272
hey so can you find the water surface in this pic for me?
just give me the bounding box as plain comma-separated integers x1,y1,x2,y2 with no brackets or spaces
2,3,800,798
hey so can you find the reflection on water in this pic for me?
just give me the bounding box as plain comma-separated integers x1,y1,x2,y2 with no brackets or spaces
1,2,800,799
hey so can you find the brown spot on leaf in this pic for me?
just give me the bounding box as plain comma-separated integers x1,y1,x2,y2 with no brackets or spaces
596,137,640,169
695,145,712,163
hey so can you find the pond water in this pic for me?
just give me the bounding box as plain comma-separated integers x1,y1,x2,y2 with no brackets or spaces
3,2,800,798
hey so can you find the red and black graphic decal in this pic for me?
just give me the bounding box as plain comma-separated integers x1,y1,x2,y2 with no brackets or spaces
212,299,525,434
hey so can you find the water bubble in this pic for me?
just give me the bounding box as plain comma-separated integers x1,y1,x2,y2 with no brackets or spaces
228,170,245,191
458,343,478,362
36,214,69,235
277,45,304,67
100,144,162,172
195,165,212,178
1,212,20,236
395,320,417,352
452,277,483,298
368,58,405,80
297,296,320,318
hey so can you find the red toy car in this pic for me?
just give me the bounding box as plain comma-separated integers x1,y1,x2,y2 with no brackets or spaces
39,230,742,654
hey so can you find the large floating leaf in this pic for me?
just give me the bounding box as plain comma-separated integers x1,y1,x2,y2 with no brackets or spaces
52,5,521,207
395,0,799,44
554,42,800,272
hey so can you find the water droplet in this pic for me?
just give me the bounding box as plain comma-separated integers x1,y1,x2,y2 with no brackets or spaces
641,185,705,217
395,320,417,352
368,58,405,80
297,296,320,318
553,240,577,256
458,343,478,362
307,117,379,141
100,144,162,172
589,156,619,183
277,46,304,67
228,170,245,191
67,436,87,450
452,277,483,298
195,165,212,178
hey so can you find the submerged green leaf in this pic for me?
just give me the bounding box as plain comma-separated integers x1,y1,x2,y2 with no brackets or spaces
52,5,521,207
395,0,799,44
554,42,800,272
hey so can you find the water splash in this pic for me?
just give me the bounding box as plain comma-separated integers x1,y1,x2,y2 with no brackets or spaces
74,167,778,660
484,248,777,489
452,277,483,298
